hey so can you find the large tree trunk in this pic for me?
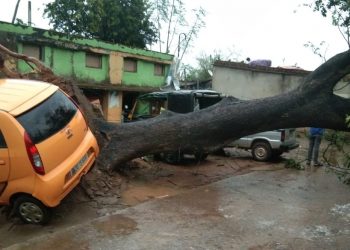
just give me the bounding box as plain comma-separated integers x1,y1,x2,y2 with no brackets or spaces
1,44,350,171
97,50,350,169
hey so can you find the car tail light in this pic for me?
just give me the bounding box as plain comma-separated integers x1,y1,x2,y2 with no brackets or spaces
281,130,285,142
24,132,45,175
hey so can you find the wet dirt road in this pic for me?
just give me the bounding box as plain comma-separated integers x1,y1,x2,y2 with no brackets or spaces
0,151,275,248
0,135,350,249
4,166,350,250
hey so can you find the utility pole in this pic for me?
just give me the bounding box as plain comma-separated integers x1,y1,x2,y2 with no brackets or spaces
28,1,32,26
12,0,21,23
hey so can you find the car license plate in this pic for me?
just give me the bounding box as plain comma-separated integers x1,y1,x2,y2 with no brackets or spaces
70,153,88,176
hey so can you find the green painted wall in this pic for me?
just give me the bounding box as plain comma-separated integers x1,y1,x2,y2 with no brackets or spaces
134,100,150,117
1,21,173,87
52,47,73,76
17,43,50,72
123,60,169,87
17,43,28,72
72,52,109,83
0,21,173,61
45,46,53,67
17,43,109,82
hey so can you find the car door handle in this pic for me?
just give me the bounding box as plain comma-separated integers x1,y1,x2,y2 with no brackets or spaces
0,160,5,165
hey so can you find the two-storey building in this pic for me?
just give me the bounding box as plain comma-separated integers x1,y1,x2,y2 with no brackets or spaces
0,21,174,123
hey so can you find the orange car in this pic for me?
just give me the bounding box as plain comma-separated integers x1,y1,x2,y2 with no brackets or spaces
0,79,99,224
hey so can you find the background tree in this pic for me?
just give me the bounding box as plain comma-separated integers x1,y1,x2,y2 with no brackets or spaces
44,0,157,48
150,0,206,58
303,0,350,182
303,40,329,63
181,48,241,81
310,0,350,48
181,52,222,81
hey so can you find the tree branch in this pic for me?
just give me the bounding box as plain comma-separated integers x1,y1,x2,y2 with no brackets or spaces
1,42,350,172
97,50,350,170
0,43,54,75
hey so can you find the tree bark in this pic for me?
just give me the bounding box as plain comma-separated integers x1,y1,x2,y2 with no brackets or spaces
97,50,350,169
1,43,350,171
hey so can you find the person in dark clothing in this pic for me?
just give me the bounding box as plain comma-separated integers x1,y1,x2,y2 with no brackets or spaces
307,127,325,166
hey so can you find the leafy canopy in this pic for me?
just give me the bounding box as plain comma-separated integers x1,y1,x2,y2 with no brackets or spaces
181,53,221,81
312,0,350,47
180,48,241,81
44,0,157,48
149,0,206,57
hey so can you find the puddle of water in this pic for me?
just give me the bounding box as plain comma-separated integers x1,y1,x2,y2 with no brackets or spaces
92,214,137,236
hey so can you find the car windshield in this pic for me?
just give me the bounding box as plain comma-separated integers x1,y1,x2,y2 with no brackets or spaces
16,90,77,144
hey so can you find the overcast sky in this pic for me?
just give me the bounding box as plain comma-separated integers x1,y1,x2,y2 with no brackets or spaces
0,0,348,70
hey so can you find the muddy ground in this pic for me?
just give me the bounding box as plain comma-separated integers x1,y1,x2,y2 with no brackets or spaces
0,133,339,248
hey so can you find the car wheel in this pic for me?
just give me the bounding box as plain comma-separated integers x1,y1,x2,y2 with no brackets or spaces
161,152,183,164
252,141,272,161
14,196,51,225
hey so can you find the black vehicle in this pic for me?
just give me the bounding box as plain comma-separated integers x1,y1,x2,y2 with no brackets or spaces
127,90,222,163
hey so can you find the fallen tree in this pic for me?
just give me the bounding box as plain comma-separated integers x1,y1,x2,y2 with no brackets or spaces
1,44,350,171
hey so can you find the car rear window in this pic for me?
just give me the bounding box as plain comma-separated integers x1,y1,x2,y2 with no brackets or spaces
16,90,77,144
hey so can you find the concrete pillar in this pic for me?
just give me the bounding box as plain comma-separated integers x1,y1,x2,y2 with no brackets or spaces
107,52,124,123
109,52,123,85
102,91,123,123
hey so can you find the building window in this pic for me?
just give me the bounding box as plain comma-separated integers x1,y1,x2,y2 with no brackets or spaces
154,63,165,76
124,58,137,72
86,53,102,68
23,44,43,61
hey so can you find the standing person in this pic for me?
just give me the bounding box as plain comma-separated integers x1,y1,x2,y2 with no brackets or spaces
307,127,325,166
